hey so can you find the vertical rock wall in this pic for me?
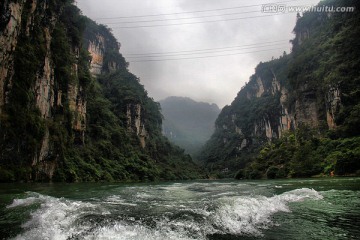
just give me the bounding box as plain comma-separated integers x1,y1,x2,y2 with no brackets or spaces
126,103,148,148
0,1,24,114
0,0,89,180
219,66,338,148
326,86,341,129
88,35,105,76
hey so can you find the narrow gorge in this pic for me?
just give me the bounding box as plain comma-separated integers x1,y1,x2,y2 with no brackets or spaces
200,0,360,179
0,0,203,182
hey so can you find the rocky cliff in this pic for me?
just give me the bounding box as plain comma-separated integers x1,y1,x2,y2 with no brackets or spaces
0,0,203,182
0,0,70,180
0,1,24,114
200,0,360,178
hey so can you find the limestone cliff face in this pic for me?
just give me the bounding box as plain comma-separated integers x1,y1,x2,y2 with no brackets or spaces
0,1,24,114
31,10,57,179
279,87,295,136
0,1,203,182
0,1,147,180
201,0,358,175
68,82,87,143
88,34,105,75
83,22,150,148
235,58,343,145
1,1,54,179
326,86,341,129
295,87,320,128
257,76,290,140
223,69,339,145
230,70,295,144
86,31,147,148
203,53,343,170
126,103,148,148
0,0,88,180
85,26,123,76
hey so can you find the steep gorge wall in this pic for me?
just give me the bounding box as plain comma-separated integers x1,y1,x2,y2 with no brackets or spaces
126,103,148,148
0,0,103,180
84,29,148,147
239,65,339,143
0,1,24,114
203,54,344,173
0,1,200,182
0,0,93,180
214,59,295,153
88,34,105,75
201,0,359,174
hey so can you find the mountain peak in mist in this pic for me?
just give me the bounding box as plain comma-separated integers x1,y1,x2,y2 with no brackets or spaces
159,96,220,159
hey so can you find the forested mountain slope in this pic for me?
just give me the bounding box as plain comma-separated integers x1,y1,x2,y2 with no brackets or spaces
200,0,360,178
0,0,204,182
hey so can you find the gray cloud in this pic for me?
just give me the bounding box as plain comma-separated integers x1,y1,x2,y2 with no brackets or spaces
77,0,320,107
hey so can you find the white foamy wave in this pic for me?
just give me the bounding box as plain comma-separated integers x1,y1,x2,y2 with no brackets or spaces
8,192,100,240
105,195,138,206
88,219,211,240
277,188,323,202
7,195,40,208
7,192,65,208
8,188,323,240
213,188,323,236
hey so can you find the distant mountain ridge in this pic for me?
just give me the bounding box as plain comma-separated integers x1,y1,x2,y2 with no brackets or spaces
160,96,220,159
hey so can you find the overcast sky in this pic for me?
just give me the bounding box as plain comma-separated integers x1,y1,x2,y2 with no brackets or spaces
76,0,320,108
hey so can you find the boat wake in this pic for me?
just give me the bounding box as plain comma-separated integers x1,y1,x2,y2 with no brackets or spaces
7,188,323,240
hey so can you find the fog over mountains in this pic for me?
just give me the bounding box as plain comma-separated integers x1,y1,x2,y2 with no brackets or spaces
160,96,220,159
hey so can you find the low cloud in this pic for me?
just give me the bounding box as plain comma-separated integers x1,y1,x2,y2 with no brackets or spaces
77,0,320,108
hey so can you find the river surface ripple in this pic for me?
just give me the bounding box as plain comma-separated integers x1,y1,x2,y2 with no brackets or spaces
0,178,359,239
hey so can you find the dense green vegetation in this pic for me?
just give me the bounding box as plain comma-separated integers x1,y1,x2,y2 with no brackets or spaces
289,0,360,138
0,0,69,181
53,69,204,182
200,55,290,178
160,96,220,159
1,0,359,182
237,128,360,179
200,0,360,179
0,1,204,182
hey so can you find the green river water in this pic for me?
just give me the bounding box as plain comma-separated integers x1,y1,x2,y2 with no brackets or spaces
0,178,359,239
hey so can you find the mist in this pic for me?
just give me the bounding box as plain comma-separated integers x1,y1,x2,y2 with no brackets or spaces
76,0,320,107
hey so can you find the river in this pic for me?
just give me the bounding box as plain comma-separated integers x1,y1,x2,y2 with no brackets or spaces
0,178,359,239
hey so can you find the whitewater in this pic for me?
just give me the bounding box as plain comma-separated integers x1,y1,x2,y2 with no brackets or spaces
1,178,359,239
